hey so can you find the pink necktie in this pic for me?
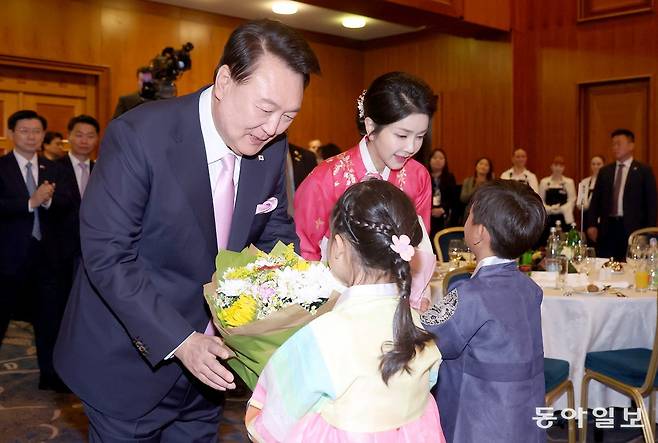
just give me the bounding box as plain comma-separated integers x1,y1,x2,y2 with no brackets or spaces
79,162,89,197
214,154,236,250
205,154,236,336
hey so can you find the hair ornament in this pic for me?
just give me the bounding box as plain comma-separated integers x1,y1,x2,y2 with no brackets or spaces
357,89,367,119
390,235,415,262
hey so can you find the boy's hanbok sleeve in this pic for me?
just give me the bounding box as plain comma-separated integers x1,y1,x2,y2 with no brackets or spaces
420,286,484,359
247,325,338,441
294,168,333,261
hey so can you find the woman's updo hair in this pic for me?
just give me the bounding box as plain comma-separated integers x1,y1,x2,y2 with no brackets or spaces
356,72,438,136
330,180,433,384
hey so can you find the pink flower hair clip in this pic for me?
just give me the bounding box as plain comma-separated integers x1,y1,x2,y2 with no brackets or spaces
390,235,415,262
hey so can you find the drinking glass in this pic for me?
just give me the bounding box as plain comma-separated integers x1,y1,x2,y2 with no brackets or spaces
546,255,568,289
626,242,647,271
447,239,465,268
635,259,650,292
570,245,587,274
584,247,597,276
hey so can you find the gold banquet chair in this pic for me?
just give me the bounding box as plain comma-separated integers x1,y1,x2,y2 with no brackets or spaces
628,227,658,246
433,227,465,263
441,265,476,295
544,358,576,443
579,290,658,443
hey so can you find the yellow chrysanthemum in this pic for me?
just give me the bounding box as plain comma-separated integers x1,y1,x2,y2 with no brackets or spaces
293,260,310,272
219,294,258,327
225,267,252,280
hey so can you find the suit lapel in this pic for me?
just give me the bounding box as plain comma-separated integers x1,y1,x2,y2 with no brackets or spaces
62,156,82,203
227,155,267,251
4,154,30,199
166,92,216,259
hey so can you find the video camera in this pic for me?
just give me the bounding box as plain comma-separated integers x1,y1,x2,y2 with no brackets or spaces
140,42,194,100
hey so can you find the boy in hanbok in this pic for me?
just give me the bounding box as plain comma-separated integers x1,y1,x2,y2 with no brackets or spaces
294,72,437,261
422,179,547,443
245,180,446,442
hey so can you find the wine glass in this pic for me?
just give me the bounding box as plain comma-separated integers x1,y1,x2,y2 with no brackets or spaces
448,239,465,268
584,247,597,276
626,241,647,271
570,245,587,274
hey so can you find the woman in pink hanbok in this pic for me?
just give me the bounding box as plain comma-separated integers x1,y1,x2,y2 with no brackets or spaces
294,72,437,261
246,180,446,443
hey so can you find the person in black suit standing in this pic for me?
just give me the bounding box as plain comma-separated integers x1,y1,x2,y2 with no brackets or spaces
55,19,319,442
587,129,657,260
0,110,65,389
36,115,99,392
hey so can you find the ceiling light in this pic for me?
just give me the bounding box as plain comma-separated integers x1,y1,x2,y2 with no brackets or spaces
342,16,367,29
272,1,298,15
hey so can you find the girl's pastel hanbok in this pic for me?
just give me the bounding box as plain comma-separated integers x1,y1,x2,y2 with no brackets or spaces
247,283,446,443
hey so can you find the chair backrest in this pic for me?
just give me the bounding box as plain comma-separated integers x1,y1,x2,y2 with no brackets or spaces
442,265,476,294
433,227,465,262
628,227,658,246
639,289,658,395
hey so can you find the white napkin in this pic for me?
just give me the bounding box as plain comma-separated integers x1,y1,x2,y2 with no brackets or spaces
531,272,589,288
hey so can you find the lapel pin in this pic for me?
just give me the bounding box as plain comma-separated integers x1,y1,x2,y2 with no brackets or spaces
39,165,46,170
258,155,265,161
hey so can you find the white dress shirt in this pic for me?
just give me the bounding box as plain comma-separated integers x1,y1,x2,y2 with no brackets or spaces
13,150,51,211
68,151,91,196
472,255,515,277
359,137,391,181
613,157,633,216
166,86,243,360
538,175,577,224
199,86,241,203
576,175,597,210
500,167,539,193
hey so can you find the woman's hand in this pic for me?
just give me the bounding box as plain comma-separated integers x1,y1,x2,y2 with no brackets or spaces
432,207,446,218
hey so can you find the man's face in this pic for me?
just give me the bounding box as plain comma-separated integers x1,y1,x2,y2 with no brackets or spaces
512,149,527,169
8,118,45,156
212,53,304,156
612,135,634,161
69,122,98,158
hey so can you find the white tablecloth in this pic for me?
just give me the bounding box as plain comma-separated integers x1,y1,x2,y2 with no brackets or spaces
542,288,656,412
429,266,657,414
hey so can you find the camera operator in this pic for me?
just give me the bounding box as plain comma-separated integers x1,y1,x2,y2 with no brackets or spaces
112,66,152,119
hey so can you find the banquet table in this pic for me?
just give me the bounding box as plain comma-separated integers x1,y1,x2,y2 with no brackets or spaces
429,263,657,415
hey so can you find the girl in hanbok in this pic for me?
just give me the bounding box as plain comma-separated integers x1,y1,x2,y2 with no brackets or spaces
294,72,437,261
245,180,445,443
421,179,547,442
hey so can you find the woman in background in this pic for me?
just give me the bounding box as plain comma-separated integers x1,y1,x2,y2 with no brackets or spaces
577,154,605,212
460,157,494,221
538,156,576,242
428,148,457,238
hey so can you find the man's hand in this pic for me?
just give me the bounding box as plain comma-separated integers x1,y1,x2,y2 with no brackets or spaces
586,226,598,243
29,181,55,208
174,332,236,391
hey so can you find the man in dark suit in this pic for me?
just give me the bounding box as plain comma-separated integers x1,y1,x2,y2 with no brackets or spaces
289,143,317,189
35,115,99,393
0,110,65,390
587,128,657,260
55,19,320,442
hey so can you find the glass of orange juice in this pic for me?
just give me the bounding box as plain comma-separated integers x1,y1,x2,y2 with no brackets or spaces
635,261,650,292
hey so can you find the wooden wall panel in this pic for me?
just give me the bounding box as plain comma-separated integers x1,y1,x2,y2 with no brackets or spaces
513,0,658,185
578,0,654,22
1,0,363,151
363,33,513,182
464,0,511,30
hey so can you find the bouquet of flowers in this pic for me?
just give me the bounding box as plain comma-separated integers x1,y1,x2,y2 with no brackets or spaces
204,242,341,390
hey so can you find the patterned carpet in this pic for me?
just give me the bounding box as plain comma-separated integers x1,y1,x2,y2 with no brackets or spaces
0,321,249,443
1,321,650,442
